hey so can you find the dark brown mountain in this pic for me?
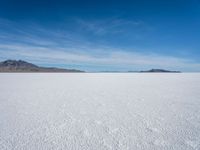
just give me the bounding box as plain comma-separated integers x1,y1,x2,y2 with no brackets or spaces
0,60,84,72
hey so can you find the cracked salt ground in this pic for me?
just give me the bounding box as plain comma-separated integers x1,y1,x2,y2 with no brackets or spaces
0,73,200,150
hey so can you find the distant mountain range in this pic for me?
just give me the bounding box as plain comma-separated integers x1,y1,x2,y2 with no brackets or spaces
102,69,181,73
140,69,181,73
0,60,84,72
0,60,181,73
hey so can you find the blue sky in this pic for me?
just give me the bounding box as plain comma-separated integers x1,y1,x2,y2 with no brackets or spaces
0,0,200,71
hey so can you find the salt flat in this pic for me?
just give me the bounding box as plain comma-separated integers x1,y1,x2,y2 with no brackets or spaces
0,73,200,150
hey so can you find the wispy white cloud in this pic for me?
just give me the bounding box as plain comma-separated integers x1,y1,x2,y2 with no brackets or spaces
76,18,144,35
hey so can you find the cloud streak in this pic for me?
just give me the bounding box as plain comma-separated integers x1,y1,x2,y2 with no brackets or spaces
76,18,144,36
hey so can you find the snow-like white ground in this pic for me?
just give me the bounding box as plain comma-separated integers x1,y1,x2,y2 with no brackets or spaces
0,73,200,150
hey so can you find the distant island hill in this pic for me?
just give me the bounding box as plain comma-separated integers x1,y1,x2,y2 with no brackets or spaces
0,60,84,72
0,60,181,73
139,69,181,73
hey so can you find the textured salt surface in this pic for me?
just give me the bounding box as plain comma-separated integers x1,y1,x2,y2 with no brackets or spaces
0,73,200,150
